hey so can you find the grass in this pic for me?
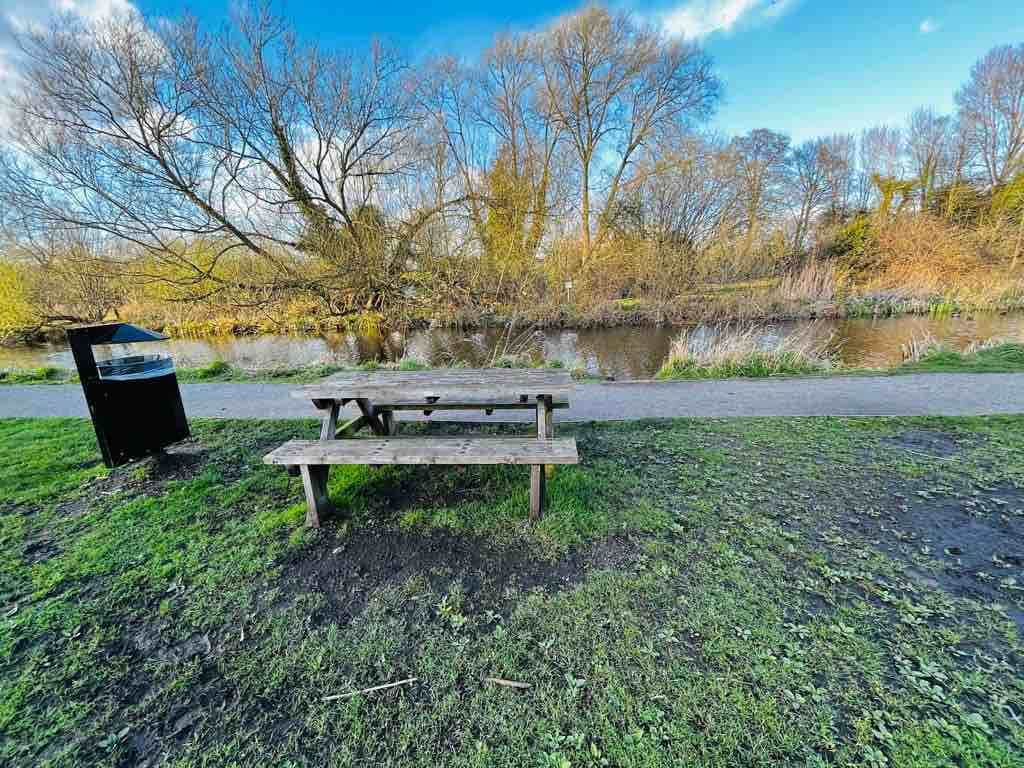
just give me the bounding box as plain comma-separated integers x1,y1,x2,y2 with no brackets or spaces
897,337,1024,374
0,365,73,384
2,415,1023,766
655,325,1024,380
1,358,592,386
656,323,836,379
175,360,349,383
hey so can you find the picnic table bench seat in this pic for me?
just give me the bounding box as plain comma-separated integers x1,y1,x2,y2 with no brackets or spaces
265,437,579,527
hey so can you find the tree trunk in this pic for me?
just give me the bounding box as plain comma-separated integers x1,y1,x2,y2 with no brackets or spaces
581,154,592,261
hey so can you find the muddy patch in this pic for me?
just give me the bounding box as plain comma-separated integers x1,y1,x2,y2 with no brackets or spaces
846,483,1024,628
52,441,221,522
281,528,643,627
129,622,213,664
23,535,60,563
882,429,966,458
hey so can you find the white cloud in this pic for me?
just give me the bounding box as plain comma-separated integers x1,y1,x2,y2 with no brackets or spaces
0,0,137,128
919,18,938,34
659,0,796,40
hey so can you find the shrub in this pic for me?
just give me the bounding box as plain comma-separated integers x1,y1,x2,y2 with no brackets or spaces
826,215,875,273
192,360,232,379
0,262,40,341
656,323,835,379
0,366,70,384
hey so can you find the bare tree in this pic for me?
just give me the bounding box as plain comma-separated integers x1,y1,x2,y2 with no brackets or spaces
625,130,739,252
425,32,563,266
819,133,857,220
787,139,830,253
956,43,1024,187
729,128,790,250
537,5,719,261
905,107,952,209
860,125,905,184
0,5,441,315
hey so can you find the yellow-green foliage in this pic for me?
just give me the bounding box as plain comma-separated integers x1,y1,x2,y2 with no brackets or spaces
481,145,535,297
991,173,1024,219
828,215,875,274
0,262,40,340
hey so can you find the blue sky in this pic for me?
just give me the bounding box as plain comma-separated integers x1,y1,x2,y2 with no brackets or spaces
4,0,1024,141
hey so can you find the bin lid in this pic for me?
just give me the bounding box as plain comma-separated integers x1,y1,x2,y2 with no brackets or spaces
69,323,169,345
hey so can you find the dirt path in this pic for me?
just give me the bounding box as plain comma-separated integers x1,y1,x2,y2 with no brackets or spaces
2,372,1022,421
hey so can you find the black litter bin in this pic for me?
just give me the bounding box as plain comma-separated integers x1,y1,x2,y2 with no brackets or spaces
67,323,190,468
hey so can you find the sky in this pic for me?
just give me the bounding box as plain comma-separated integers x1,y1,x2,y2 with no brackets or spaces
1,0,1023,142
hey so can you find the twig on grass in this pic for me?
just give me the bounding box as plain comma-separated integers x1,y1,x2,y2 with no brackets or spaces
322,677,418,701
484,677,531,689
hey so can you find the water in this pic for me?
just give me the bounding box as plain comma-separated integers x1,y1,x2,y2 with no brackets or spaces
4,313,1024,380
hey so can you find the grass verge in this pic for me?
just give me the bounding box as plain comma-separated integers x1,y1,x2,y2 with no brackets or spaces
897,340,1024,374
1,415,1023,766
1,358,591,387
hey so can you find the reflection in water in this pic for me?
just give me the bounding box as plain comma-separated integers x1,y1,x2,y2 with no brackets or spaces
5,312,1024,380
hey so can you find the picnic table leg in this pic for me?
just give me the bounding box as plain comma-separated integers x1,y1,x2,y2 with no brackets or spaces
530,464,546,521
299,465,332,527
536,394,555,479
317,400,340,440
381,409,397,436
542,395,555,479
531,395,553,521
355,398,388,436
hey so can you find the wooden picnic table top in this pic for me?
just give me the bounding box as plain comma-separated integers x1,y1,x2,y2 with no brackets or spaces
292,367,574,403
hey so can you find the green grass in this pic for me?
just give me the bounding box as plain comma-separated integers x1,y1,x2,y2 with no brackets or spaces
0,365,74,384
176,360,350,383
897,342,1024,374
2,415,1023,765
656,350,832,379
2,359,594,386
655,341,1024,380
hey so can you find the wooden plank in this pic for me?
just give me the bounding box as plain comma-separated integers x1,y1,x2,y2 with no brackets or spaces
538,394,555,480
322,368,571,386
294,368,573,402
296,383,574,402
535,396,551,440
299,465,331,527
337,415,368,437
355,398,387,436
529,464,546,520
264,438,579,466
319,401,340,440
374,396,569,411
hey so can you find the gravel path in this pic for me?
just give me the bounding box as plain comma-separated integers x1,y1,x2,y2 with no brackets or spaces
1,373,1021,422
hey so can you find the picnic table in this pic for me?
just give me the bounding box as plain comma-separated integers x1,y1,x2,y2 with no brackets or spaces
264,369,579,526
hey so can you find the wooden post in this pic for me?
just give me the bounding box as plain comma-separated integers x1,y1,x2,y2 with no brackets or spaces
318,401,340,441
535,396,551,439
529,464,545,521
355,399,388,436
543,395,555,479
536,394,555,480
532,395,552,520
299,465,332,527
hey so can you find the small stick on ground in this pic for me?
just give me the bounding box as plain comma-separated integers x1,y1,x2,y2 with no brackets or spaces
484,677,531,689
322,677,418,701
